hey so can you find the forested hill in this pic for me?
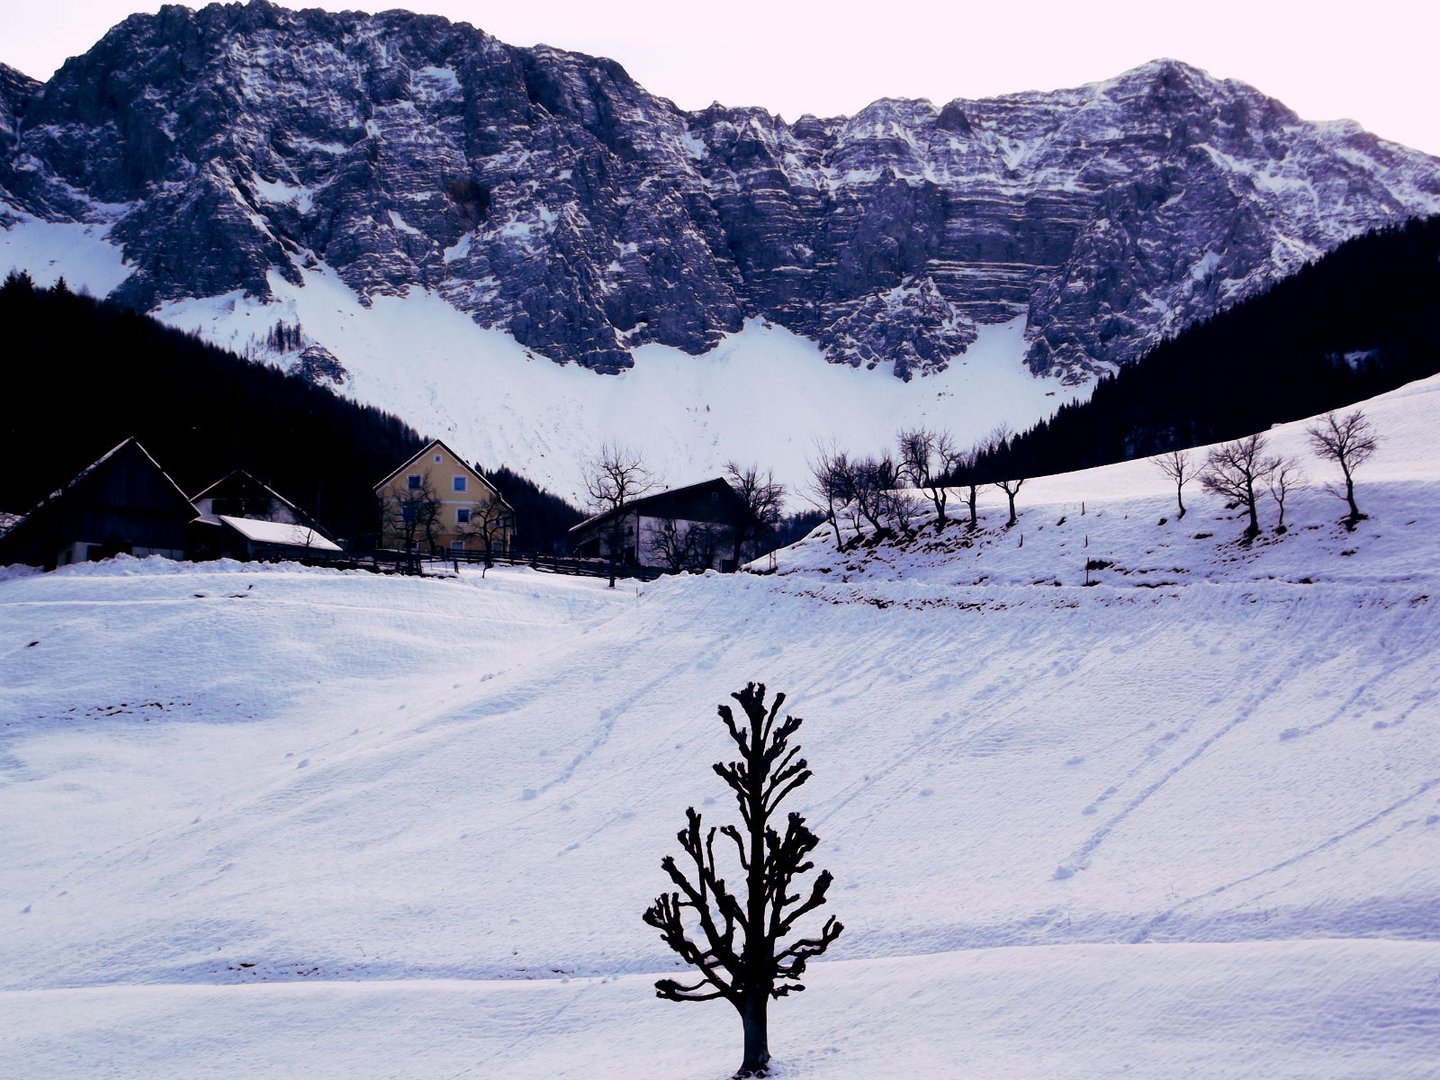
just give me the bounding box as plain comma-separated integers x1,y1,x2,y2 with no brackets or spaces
977,213,1440,481
979,213,1440,480
0,274,582,547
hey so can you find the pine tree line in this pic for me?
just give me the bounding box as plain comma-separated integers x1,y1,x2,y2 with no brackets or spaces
0,273,584,550
970,213,1440,483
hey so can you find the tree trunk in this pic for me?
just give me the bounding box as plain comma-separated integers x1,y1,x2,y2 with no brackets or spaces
738,714,771,1077
1243,487,1260,538
737,993,770,1076
1344,470,1361,521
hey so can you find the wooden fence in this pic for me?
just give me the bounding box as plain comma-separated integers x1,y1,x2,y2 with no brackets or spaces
321,548,665,582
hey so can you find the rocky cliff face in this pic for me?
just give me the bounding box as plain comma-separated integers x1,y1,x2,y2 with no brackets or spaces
3,1,1439,382
0,64,40,187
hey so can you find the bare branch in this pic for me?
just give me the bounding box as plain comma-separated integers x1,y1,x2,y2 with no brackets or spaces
1307,409,1379,523
644,683,843,1075
1201,434,1273,540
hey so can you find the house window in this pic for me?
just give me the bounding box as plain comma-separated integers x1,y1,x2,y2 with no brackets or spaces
407,474,422,490
457,508,471,524
453,476,467,493
434,454,443,463
450,539,465,550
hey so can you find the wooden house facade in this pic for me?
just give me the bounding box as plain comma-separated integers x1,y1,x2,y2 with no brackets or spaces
0,438,197,569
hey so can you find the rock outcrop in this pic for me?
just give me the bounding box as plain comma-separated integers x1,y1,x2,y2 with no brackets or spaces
3,2,1439,381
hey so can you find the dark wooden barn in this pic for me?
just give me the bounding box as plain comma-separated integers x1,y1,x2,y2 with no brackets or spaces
0,438,198,570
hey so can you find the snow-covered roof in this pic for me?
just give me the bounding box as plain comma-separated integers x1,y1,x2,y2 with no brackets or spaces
218,516,341,552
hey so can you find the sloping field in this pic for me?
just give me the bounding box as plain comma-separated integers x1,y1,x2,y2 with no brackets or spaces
2,379,1438,1077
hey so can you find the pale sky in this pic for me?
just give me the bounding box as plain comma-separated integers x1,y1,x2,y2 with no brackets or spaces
6,0,1439,157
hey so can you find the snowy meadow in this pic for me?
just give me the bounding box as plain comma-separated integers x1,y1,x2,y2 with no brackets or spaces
3,377,1439,1077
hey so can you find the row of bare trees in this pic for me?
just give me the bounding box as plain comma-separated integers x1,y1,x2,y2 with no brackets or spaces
809,425,1027,551
1156,409,1380,540
808,408,1380,554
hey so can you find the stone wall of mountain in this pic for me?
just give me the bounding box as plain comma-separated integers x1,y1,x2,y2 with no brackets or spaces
3,0,1439,382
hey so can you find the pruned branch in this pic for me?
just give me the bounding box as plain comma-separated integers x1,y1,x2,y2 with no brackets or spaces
644,683,844,1074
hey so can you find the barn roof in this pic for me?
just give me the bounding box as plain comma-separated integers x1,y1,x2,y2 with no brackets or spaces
569,477,760,535
217,515,342,552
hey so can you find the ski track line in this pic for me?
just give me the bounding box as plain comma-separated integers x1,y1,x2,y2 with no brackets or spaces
1128,774,1440,942
1058,664,1293,879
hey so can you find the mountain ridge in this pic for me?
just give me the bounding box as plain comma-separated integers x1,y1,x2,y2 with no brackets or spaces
2,2,1439,383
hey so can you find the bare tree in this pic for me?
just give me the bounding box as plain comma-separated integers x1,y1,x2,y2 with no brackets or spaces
994,476,1025,529
851,454,907,538
583,443,656,586
458,498,514,576
807,443,857,551
947,446,982,531
725,462,785,568
1200,434,1273,540
584,441,655,514
1306,409,1379,525
381,475,443,553
644,683,843,1078
1153,449,1200,519
887,482,921,538
1267,457,1304,534
898,428,961,530
982,425,1025,528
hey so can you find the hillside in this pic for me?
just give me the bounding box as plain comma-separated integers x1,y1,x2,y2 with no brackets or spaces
6,4,1440,510
979,214,1440,480
0,275,584,550
2,375,1437,1076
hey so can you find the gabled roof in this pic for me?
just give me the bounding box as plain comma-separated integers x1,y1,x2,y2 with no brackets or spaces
1,437,198,538
191,469,303,515
218,515,342,552
569,477,759,535
373,438,512,510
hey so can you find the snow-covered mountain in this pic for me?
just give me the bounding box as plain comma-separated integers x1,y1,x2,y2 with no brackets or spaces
3,375,1438,1077
3,0,1439,386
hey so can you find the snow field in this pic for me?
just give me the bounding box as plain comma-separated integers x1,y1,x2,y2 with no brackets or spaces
2,377,1439,1076
152,263,1085,510
4,940,1438,1078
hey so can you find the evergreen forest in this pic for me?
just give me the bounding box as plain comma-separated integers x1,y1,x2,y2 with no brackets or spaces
0,275,584,550
971,214,1440,482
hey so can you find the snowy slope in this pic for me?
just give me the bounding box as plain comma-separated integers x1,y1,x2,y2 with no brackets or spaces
2,377,1438,1077
150,265,1083,508
0,199,1086,512
0,214,1083,508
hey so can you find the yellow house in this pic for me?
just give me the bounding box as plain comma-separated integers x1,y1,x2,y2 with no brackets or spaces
374,440,515,555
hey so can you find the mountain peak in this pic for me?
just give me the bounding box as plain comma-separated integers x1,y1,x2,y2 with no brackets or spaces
3,7,1439,384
